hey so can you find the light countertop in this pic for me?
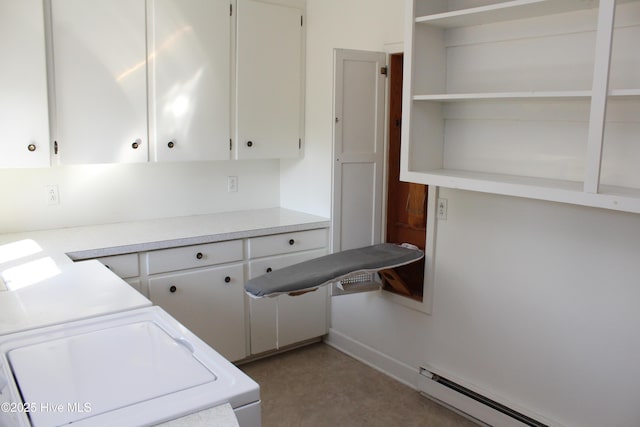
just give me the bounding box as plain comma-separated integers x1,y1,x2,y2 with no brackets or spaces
0,208,330,263
0,260,151,335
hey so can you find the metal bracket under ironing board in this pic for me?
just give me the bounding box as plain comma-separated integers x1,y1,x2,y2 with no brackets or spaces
244,243,424,298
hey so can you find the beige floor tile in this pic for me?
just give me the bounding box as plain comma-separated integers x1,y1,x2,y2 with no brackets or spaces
240,343,478,427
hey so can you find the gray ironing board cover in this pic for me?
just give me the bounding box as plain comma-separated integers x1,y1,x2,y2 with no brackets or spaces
245,243,424,298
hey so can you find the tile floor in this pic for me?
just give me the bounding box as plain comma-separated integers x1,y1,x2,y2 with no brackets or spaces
240,343,479,427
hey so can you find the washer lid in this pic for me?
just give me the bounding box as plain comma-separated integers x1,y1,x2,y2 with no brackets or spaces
8,321,217,427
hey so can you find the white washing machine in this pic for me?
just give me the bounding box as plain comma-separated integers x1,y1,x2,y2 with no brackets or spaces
0,306,260,427
0,260,260,426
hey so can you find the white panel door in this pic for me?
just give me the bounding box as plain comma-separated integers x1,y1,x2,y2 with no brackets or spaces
51,0,148,164
332,49,387,251
0,0,51,168
236,0,302,159
149,0,232,162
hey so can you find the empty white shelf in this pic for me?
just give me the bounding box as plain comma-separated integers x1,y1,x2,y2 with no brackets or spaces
415,0,599,28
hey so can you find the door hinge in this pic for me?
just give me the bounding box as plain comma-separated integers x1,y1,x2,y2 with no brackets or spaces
380,66,388,76
299,138,301,149
230,139,232,150
54,140,58,155
301,15,303,26
230,3,233,16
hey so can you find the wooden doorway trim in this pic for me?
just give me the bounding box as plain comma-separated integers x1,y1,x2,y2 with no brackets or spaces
383,52,427,301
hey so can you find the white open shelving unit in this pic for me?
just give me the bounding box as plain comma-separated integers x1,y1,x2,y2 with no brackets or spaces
401,0,640,213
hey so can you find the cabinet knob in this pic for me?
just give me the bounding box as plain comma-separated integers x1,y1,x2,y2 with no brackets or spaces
266,267,272,273
246,141,253,147
289,239,295,246
168,141,175,148
196,252,203,260
27,144,37,152
131,139,141,149
170,285,177,293
224,276,231,283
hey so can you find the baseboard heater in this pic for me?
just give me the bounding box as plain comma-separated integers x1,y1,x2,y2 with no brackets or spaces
418,367,558,427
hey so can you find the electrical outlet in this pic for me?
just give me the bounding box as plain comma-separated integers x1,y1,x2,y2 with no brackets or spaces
227,176,238,193
45,185,60,205
437,197,447,220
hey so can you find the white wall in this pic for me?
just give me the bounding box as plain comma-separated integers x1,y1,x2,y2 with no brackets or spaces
0,160,280,233
331,189,640,427
279,0,404,217
301,2,640,427
429,190,640,427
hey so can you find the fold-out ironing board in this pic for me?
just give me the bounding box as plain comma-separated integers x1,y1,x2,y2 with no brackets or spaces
244,243,424,298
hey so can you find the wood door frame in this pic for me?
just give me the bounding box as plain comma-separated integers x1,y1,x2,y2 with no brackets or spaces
383,52,426,301
379,46,436,314
330,45,435,314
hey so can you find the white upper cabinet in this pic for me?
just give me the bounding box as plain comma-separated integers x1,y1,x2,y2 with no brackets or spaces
51,0,148,164
0,0,51,168
402,0,640,214
1,0,304,167
148,0,232,162
236,0,303,159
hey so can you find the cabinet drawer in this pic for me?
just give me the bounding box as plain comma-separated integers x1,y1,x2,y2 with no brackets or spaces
147,240,243,275
247,229,327,259
95,253,139,279
248,249,327,280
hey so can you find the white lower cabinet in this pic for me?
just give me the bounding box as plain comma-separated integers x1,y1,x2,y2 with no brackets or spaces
148,263,246,362
84,226,329,361
93,253,143,294
277,289,328,347
95,253,140,280
247,248,328,355
248,289,328,355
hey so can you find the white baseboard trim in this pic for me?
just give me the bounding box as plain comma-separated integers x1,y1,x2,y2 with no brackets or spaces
325,328,419,390
325,330,554,427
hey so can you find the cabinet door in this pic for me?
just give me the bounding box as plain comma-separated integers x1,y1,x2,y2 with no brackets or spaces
149,0,232,162
248,287,328,355
51,0,148,164
248,249,327,355
278,288,328,348
236,0,302,159
148,263,246,361
0,0,51,168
